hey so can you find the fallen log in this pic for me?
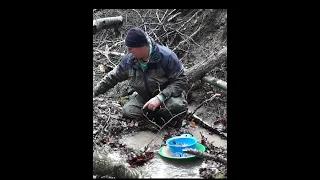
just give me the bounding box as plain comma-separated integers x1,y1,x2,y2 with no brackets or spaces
93,150,149,178
93,16,123,34
185,47,227,84
182,148,227,165
108,51,126,57
202,76,227,91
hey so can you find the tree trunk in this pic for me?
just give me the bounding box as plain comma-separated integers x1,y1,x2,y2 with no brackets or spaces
93,16,123,34
93,151,148,178
185,47,227,84
202,76,227,91
182,148,227,165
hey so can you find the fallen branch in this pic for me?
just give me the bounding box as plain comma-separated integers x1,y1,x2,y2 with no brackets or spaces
202,76,227,91
143,110,188,152
182,148,227,165
185,47,227,84
156,9,162,23
93,48,119,68
190,93,221,116
104,44,126,57
108,40,125,50
94,108,111,139
192,114,227,140
160,9,168,22
185,83,195,101
143,114,161,130
172,25,203,52
108,51,126,57
177,9,202,31
187,94,227,139
131,9,147,32
93,16,123,34
167,12,181,22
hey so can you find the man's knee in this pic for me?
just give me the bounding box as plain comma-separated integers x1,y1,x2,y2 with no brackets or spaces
165,95,188,113
122,104,143,119
122,92,145,119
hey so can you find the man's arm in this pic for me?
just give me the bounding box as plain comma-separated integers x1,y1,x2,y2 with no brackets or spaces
143,52,186,110
93,60,129,96
158,52,187,101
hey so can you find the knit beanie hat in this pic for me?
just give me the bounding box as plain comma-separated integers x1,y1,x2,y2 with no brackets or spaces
125,27,148,47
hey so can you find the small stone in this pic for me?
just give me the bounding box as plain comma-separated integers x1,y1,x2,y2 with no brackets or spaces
99,104,108,109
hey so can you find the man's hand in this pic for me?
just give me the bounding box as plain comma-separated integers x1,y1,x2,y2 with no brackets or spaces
143,96,161,111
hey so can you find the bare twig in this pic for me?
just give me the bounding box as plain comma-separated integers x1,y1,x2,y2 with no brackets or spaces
156,9,161,23
148,28,162,44
94,108,111,139
143,110,188,152
143,114,161,130
173,25,203,52
93,49,117,68
160,117,166,125
186,83,194,101
131,9,147,32
177,9,202,31
160,9,168,22
191,93,221,116
109,40,125,50
166,9,177,17
167,12,181,22
166,25,207,50
156,82,174,119
96,30,106,49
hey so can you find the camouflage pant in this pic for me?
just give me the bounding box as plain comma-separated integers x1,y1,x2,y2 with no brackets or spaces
122,92,188,128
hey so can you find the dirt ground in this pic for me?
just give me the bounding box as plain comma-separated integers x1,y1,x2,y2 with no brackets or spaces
93,9,227,179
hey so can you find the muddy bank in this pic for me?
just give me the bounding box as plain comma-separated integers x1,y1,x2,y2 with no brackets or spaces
94,128,227,178
119,129,226,150
118,129,226,178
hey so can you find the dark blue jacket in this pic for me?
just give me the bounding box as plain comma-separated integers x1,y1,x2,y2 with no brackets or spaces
94,38,187,101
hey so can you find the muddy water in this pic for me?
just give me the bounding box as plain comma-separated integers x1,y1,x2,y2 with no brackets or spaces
117,128,227,178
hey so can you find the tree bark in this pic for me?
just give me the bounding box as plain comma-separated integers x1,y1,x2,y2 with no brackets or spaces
185,47,227,84
202,76,227,91
93,16,123,34
93,151,148,178
191,114,227,139
182,148,227,165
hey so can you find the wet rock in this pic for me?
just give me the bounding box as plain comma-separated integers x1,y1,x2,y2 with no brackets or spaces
98,104,108,109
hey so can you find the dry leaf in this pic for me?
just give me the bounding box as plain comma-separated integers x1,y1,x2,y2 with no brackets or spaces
190,120,196,127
